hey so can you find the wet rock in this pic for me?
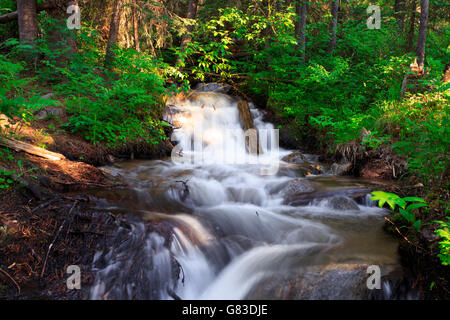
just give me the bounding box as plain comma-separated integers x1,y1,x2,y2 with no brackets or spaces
282,179,315,199
295,163,324,176
246,264,371,300
195,82,231,93
421,226,440,244
162,106,191,128
282,151,308,164
330,162,353,175
328,196,360,211
286,188,371,207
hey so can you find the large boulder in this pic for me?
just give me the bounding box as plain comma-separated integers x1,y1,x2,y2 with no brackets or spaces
327,196,360,211
282,179,315,200
246,264,372,300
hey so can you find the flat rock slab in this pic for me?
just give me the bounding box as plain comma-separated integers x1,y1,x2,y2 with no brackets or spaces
286,188,371,206
246,263,371,300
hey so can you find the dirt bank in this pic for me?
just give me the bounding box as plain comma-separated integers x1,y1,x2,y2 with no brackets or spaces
0,114,172,299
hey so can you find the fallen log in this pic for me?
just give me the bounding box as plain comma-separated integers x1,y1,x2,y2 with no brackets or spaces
0,11,17,23
0,0,67,23
237,100,254,131
237,101,263,155
0,136,66,161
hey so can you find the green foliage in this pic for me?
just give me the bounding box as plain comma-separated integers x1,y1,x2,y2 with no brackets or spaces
2,20,169,149
370,191,428,232
55,27,169,147
0,45,60,131
0,147,13,161
0,168,15,189
175,1,448,185
384,91,449,184
434,217,450,266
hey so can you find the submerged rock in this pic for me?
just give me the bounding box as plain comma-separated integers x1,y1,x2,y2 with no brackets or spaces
327,196,360,211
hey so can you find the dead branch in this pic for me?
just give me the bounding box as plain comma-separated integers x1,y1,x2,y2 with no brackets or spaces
40,201,78,278
0,0,68,23
384,217,430,255
0,266,21,296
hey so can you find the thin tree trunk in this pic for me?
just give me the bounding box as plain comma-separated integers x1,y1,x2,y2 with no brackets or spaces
105,0,122,67
394,0,406,31
132,3,140,52
295,1,308,62
327,0,339,53
407,0,417,52
177,0,199,64
416,0,429,67
17,0,38,43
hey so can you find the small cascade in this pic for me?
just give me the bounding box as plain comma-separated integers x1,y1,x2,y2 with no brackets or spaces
88,88,410,300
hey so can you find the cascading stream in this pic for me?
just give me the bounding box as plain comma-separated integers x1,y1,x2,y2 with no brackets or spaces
88,91,404,300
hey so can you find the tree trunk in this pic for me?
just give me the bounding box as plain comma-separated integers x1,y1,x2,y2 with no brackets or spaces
295,1,308,62
394,0,406,31
407,0,417,52
132,3,140,52
416,0,429,67
327,0,339,53
105,0,122,67
177,0,199,64
17,0,38,43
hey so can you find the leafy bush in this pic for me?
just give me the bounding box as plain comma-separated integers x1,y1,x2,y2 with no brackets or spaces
2,20,170,149
370,191,428,232
0,168,15,189
434,218,450,266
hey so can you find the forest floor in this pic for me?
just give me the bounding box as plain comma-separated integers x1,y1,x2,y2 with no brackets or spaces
0,115,140,299
0,103,448,300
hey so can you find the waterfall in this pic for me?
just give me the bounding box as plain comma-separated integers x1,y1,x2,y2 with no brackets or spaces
89,90,405,300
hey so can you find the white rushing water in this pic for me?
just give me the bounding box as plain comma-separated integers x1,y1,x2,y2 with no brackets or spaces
89,91,401,300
